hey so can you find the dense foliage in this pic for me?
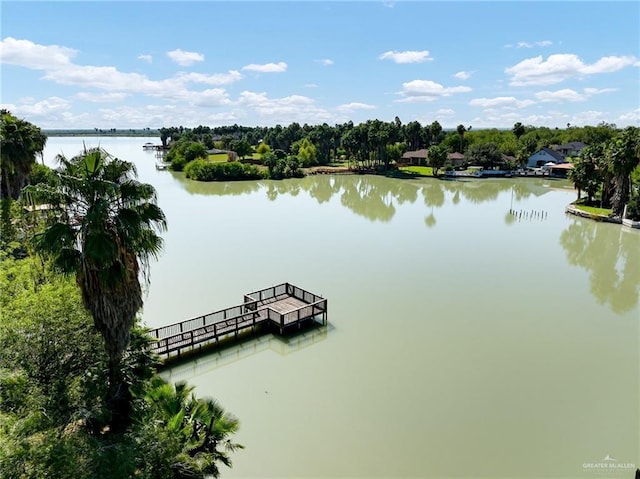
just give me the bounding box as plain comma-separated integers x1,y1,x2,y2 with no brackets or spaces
0,110,47,200
165,139,208,171
1,139,243,476
184,160,265,181
23,147,167,424
262,152,303,179
160,120,623,173
0,252,242,479
568,126,640,217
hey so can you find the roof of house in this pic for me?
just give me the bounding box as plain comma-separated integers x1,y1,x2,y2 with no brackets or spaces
401,149,428,159
533,147,566,162
501,154,516,162
447,152,465,160
557,141,587,150
549,163,574,170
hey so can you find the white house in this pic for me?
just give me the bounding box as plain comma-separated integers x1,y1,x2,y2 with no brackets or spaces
527,148,565,168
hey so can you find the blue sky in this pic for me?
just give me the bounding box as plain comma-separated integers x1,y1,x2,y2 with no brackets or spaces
1,1,639,130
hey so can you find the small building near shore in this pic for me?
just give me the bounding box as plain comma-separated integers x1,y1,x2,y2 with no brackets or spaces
400,149,467,167
549,162,574,178
447,152,465,167
400,149,428,166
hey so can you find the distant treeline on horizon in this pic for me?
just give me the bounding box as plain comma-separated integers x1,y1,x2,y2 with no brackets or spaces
44,129,161,137
44,126,516,137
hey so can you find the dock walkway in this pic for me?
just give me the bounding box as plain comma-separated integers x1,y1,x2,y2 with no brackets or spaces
149,283,327,361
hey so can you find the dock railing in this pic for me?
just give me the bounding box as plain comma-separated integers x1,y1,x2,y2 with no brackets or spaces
152,300,260,341
150,283,327,360
243,283,288,305
244,283,325,306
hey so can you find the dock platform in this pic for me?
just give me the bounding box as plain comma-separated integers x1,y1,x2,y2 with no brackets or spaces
149,283,327,362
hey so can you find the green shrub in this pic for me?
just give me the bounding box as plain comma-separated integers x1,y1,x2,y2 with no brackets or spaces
169,155,188,171
625,194,640,220
29,163,57,186
184,160,266,181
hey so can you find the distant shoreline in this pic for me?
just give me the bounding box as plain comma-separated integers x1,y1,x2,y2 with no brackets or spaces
44,130,160,138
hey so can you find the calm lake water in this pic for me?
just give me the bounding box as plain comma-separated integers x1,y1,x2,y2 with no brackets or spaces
43,137,639,478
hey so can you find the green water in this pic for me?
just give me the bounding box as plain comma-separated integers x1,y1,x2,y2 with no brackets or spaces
44,138,639,478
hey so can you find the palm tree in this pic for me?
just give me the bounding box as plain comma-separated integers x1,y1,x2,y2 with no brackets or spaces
23,146,167,425
605,127,640,216
141,377,243,478
1,109,48,199
456,124,466,153
512,122,525,140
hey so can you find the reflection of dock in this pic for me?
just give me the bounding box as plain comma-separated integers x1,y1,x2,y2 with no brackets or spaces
164,325,329,381
150,283,327,363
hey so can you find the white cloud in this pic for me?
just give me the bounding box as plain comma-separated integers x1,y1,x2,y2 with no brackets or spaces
91,104,240,129
506,40,553,49
166,49,204,66
581,56,638,74
379,50,432,64
429,108,456,122
3,38,242,104
173,70,243,85
161,88,232,107
569,110,609,125
2,96,70,116
397,80,471,102
304,83,318,88
44,65,151,91
0,39,247,126
0,37,75,69
535,89,585,102
616,108,640,124
242,62,287,73
382,1,396,8
505,53,639,86
453,71,472,80
236,91,332,123
470,111,553,128
469,108,628,129
315,59,334,66
583,87,617,95
76,92,130,103
337,102,376,111
138,54,152,64
469,96,535,108
533,87,618,103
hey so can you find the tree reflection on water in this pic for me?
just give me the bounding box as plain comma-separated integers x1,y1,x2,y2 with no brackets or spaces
560,218,640,313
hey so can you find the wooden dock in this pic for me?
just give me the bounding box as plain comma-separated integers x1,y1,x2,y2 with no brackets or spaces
149,283,327,362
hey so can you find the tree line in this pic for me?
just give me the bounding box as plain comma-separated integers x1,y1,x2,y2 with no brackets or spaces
159,118,639,217
567,126,640,218
159,119,624,173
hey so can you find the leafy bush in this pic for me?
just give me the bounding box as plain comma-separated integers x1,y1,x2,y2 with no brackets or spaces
266,156,304,180
0,253,243,479
184,160,266,181
29,163,57,186
625,194,640,220
166,139,207,171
